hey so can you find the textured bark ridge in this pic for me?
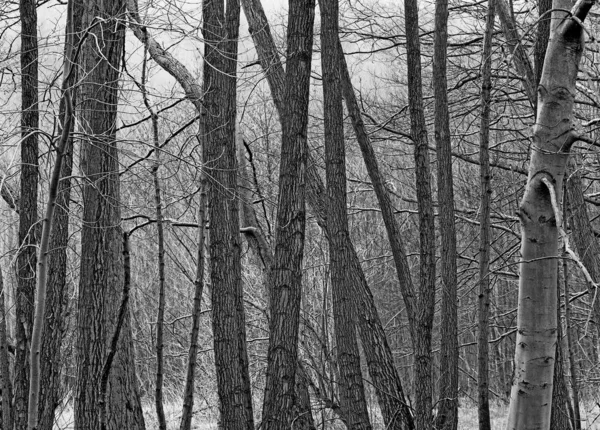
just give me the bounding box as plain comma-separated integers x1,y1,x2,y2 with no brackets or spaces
260,1,315,428
202,0,254,427
15,0,39,426
75,0,146,427
506,1,594,428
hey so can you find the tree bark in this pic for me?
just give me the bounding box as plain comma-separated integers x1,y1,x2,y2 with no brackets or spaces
239,140,316,430
202,0,254,426
496,0,537,110
0,269,13,430
477,3,496,430
562,248,581,430
27,49,74,430
336,39,415,430
402,0,437,427
75,0,146,427
15,0,39,425
320,0,371,427
550,260,573,430
179,146,208,430
432,1,459,428
505,1,594,428
565,168,600,341
260,1,315,428
535,0,552,113
240,1,413,428
37,1,79,427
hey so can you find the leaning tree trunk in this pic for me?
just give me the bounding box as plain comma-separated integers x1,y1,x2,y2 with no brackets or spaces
320,0,371,427
15,0,39,426
37,1,80,427
75,0,146,427
506,1,594,428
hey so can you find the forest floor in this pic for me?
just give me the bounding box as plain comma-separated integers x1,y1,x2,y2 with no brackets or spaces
50,400,600,429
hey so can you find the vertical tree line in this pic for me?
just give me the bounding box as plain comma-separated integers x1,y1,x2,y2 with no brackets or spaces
1,0,599,429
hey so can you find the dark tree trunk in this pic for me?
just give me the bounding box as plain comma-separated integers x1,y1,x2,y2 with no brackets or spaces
202,0,254,427
0,269,13,430
477,2,496,429
260,1,315,428
239,141,316,430
75,0,146,427
15,0,39,426
180,157,208,430
432,1,459,428
240,1,413,428
320,0,371,427
535,0,552,113
566,169,600,341
37,1,80,427
561,239,581,430
403,0,436,427
550,261,573,430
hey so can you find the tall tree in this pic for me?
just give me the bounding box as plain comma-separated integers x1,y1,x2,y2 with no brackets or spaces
37,1,80,427
260,0,315,427
202,0,254,426
126,1,252,423
432,0,459,428
320,0,371,427
75,0,146,427
403,0,437,426
477,2,496,429
15,0,39,425
505,1,594,427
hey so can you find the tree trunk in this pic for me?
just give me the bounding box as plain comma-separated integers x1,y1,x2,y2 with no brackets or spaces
0,269,13,430
477,2,496,429
562,253,581,430
550,261,573,430
433,0,459,428
15,0,39,425
240,1,413,428
535,0,552,113
260,1,314,428
505,2,594,428
37,2,79,427
320,0,371,427
565,168,600,342
403,0,437,427
75,0,146,427
202,0,254,426
239,141,316,430
180,150,208,430
336,39,415,430
496,0,537,111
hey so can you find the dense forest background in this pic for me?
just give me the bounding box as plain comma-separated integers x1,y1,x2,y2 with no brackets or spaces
0,0,599,428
